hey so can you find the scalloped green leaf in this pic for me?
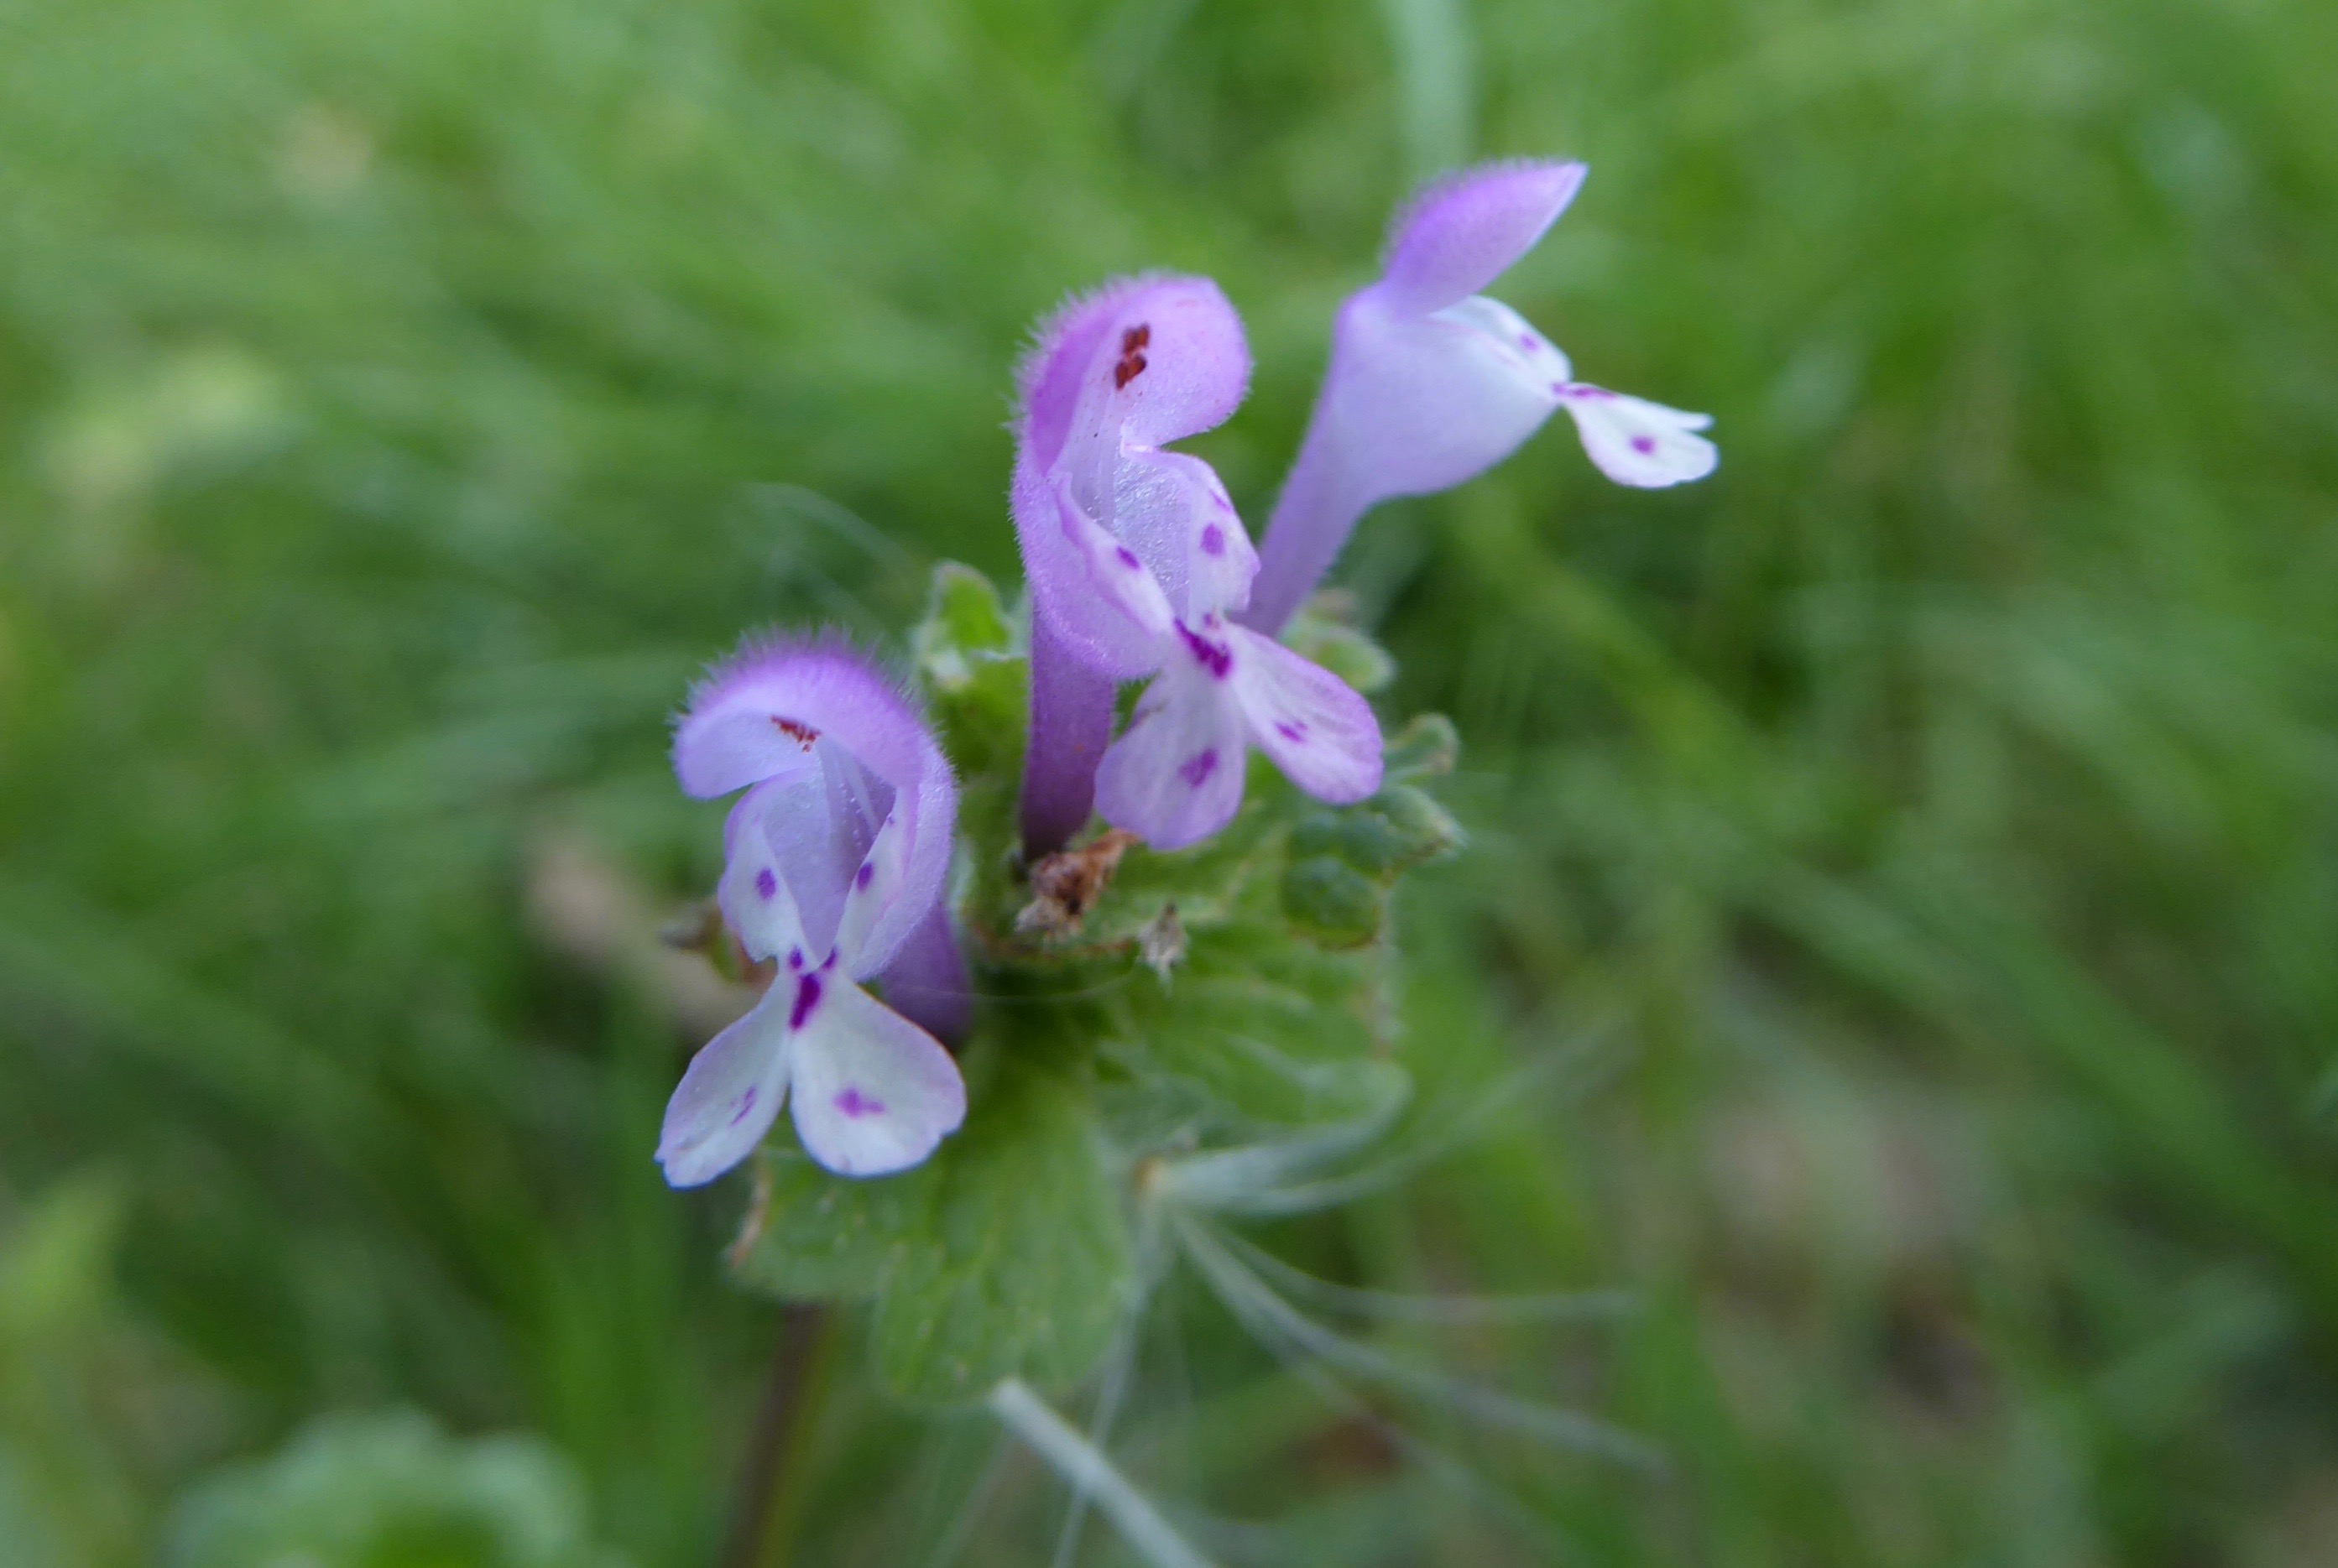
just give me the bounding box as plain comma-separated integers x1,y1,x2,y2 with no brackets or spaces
870,1056,1130,1401
729,1149,934,1302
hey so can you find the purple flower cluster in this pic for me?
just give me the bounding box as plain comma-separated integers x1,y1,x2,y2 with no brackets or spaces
1019,159,1715,852
660,160,1714,1185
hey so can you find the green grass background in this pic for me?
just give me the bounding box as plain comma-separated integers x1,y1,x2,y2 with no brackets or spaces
4,0,2337,1561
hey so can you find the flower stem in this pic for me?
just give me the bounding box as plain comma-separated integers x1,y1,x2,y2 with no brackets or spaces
876,905,973,1044
986,1379,1218,1568
720,1303,828,1568
1020,611,1116,857
1241,414,1370,636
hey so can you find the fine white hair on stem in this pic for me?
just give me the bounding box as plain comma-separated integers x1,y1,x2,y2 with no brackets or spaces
1161,1019,1626,1217
1050,1205,1172,1568
1209,1227,1639,1327
1172,1213,1663,1470
1106,1301,1596,1560
1148,1056,1410,1209
989,1379,1220,1568
1274,1353,1579,1558
916,1431,1011,1568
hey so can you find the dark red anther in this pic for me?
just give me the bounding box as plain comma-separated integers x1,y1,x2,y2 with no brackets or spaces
1111,324,1152,390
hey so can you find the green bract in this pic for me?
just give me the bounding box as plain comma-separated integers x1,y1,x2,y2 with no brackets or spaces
728,564,1459,1403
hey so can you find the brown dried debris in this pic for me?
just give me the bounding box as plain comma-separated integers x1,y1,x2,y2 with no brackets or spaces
1015,828,1140,940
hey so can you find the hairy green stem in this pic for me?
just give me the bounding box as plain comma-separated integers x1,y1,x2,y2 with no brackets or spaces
720,1303,828,1568
986,1378,1217,1568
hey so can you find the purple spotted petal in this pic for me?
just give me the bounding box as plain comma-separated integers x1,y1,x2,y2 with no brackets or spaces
1557,385,1719,488
786,977,966,1178
676,638,901,796
716,784,812,961
1228,626,1384,805
1138,450,1258,621
1093,635,1249,851
719,753,885,962
1018,275,1156,476
1016,470,1177,678
656,987,791,1188
675,638,956,977
831,799,911,975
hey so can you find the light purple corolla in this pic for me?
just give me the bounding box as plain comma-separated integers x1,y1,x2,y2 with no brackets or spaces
659,639,968,1185
1245,160,1719,633
1013,275,1384,854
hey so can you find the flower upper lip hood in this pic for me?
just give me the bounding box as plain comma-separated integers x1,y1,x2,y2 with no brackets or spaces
659,638,967,1186
1244,159,1719,634
1372,158,1588,320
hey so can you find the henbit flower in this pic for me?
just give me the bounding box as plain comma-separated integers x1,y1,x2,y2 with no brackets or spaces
1011,273,1257,856
1243,160,1719,634
659,639,967,1185
1010,274,1383,854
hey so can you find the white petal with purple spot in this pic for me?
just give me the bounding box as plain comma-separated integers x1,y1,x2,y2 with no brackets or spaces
1557,385,1718,488
655,989,792,1189
786,977,967,1178
1112,449,1260,623
717,784,811,962
1229,626,1385,805
831,806,907,976
1093,634,1249,851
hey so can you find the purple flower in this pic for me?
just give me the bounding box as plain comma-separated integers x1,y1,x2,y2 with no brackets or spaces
1011,276,1383,854
1245,160,1719,633
659,639,967,1185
